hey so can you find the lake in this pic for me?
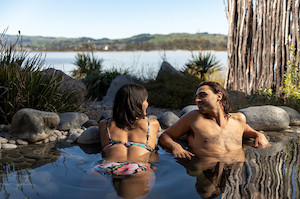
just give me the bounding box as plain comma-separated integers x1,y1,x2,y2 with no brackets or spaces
31,50,227,79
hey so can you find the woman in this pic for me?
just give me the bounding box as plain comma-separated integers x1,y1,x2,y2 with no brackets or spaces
94,84,160,198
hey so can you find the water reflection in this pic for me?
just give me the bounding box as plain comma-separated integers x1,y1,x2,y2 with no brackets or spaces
177,150,245,199
0,136,299,198
0,143,61,198
82,151,159,199
0,143,60,172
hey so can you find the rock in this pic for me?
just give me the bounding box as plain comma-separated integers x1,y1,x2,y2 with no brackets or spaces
100,75,134,107
158,111,180,129
9,108,60,142
43,68,86,104
279,106,300,126
180,105,198,117
69,128,77,134
48,136,57,142
35,141,43,145
62,131,68,136
82,120,98,128
58,135,67,140
8,140,16,144
239,105,290,131
68,132,81,142
2,143,17,150
147,115,157,120
43,139,49,143
16,139,29,145
0,137,8,144
53,130,62,137
0,124,10,132
99,110,113,121
57,112,89,131
156,61,182,80
77,126,100,144
78,129,84,134
245,140,290,157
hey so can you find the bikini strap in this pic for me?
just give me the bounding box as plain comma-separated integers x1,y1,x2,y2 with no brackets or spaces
106,120,112,143
146,119,150,143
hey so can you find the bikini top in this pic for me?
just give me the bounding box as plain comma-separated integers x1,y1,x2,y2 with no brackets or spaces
102,120,154,152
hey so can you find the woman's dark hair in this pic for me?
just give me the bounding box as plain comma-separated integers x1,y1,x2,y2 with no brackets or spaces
113,84,148,129
198,81,231,114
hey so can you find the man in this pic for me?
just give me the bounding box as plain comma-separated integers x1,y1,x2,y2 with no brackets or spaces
159,81,270,160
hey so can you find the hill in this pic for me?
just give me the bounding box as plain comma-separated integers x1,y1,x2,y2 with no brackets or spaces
4,32,227,51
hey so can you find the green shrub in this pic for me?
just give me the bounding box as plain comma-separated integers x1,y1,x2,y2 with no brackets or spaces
142,72,201,109
0,32,80,124
71,52,103,80
83,68,128,100
280,45,300,109
182,52,222,80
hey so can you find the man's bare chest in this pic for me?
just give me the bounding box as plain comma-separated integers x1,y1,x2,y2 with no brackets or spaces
189,120,244,147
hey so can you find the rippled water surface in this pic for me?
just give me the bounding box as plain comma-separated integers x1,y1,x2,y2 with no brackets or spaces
0,132,299,199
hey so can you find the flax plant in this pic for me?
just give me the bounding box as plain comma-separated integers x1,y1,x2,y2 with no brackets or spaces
0,31,80,124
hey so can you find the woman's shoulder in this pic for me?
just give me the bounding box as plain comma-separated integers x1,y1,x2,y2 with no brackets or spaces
148,118,159,125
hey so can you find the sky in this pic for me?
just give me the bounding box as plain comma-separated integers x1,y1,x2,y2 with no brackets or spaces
0,0,228,39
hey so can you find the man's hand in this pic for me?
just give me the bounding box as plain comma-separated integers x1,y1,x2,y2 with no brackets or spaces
254,132,271,149
172,142,195,160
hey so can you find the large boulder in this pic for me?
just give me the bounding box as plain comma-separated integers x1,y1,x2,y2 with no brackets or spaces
239,105,290,131
43,68,86,104
77,126,100,144
158,111,179,129
180,105,198,117
57,112,89,131
156,61,181,80
9,108,60,142
100,75,134,107
279,106,300,126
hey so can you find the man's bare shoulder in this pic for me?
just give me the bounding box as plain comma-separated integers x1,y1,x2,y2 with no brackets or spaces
229,112,246,123
181,109,204,119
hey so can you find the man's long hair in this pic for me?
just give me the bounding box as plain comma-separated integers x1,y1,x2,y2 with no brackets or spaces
198,81,231,114
113,84,148,129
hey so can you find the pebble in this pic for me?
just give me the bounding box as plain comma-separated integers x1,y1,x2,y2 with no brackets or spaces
8,140,16,144
0,137,8,144
69,128,77,134
35,141,43,145
43,138,49,143
58,135,67,140
49,136,57,142
16,139,29,145
62,131,68,136
78,129,84,134
53,130,62,137
2,143,17,149
68,132,80,142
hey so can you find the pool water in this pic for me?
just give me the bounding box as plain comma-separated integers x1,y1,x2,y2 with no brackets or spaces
0,135,299,199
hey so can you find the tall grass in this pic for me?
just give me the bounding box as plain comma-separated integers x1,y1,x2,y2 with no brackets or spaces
0,31,80,124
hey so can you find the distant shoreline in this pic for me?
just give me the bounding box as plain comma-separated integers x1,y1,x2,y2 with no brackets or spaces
24,49,228,53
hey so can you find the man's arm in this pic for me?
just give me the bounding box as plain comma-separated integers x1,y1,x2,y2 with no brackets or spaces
244,123,270,148
159,112,196,159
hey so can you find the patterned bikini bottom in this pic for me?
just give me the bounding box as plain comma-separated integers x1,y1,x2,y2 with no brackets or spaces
94,162,151,178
